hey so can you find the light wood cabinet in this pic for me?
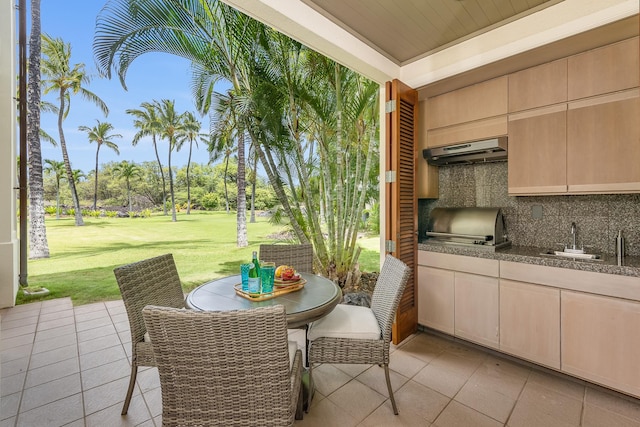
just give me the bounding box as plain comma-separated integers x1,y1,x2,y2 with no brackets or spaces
416,99,438,198
426,116,507,148
567,90,640,193
426,76,508,129
568,37,639,100
500,279,560,369
417,265,454,334
455,272,499,349
507,105,567,194
509,58,567,112
561,290,640,397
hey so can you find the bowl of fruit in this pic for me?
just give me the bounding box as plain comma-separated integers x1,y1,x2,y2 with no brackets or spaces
274,265,302,285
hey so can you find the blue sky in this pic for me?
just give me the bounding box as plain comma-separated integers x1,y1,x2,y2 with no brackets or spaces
38,1,225,174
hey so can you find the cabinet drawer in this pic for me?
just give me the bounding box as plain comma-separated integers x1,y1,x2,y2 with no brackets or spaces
419,251,499,277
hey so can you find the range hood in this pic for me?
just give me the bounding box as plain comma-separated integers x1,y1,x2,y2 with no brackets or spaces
423,137,507,166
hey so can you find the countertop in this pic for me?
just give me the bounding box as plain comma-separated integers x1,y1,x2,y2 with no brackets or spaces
418,241,640,278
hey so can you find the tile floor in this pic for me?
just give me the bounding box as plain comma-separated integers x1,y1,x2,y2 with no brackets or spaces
2,298,640,427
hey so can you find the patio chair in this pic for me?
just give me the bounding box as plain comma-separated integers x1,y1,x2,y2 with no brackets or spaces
307,255,411,415
259,243,314,273
113,253,186,415
142,304,304,426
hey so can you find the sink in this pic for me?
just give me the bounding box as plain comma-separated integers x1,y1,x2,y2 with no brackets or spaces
539,250,602,261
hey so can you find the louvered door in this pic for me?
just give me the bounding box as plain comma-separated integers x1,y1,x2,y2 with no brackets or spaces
385,79,418,345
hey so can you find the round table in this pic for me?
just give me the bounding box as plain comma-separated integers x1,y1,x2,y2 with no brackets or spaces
186,273,342,328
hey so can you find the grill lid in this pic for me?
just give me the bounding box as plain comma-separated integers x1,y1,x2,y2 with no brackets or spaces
426,207,510,249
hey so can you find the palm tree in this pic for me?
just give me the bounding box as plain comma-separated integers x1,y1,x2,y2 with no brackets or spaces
154,99,184,222
43,159,65,220
71,169,86,185
78,120,122,210
177,111,207,215
41,34,108,226
26,0,49,258
126,102,168,215
113,161,142,213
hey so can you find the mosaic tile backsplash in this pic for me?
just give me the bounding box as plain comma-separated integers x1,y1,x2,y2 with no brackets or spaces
418,162,640,256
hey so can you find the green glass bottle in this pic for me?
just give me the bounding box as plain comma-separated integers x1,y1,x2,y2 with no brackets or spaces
248,251,261,294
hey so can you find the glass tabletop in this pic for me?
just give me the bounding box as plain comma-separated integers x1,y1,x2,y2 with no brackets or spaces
185,273,342,328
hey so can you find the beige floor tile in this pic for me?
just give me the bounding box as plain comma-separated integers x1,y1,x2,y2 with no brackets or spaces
479,356,531,379
135,366,161,393
413,362,473,398
442,341,490,362
29,344,78,369
73,302,107,315
16,393,83,427
83,376,137,416
428,351,484,378
85,394,152,427
39,309,73,323
1,392,21,421
389,349,428,378
36,315,75,332
75,316,114,333
109,312,129,325
507,381,582,427
34,324,76,342
81,358,131,390
1,372,26,397
78,333,122,355
311,363,352,396
583,403,640,427
24,357,79,388
455,376,519,423
75,308,110,324
20,373,82,413
585,387,640,422
1,315,39,331
142,385,163,418
1,357,29,378
137,420,156,427
296,395,359,427
527,370,585,401
0,417,16,427
79,344,127,371
40,298,72,312
1,343,32,364
63,419,85,427
434,401,503,427
359,400,434,426
1,322,37,339
356,365,409,398
334,363,371,378
396,335,446,363
77,323,118,342
391,380,449,423
32,330,77,354
0,333,35,351
327,378,386,422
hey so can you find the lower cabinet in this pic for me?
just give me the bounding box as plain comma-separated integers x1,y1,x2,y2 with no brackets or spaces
499,279,560,369
561,290,640,397
455,273,499,349
417,265,454,335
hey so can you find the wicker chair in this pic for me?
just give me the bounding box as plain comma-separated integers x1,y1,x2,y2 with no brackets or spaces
113,254,186,415
259,243,314,273
307,255,411,415
142,304,304,426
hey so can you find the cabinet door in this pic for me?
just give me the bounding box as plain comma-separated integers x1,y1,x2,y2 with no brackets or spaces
567,91,640,193
509,58,568,112
562,290,640,397
508,105,567,194
426,116,507,148
500,280,560,369
568,37,639,100
417,266,454,334
454,273,499,349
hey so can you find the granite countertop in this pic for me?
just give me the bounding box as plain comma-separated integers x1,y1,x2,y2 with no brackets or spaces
418,241,640,278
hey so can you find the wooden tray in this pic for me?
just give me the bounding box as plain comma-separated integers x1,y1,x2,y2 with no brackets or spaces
234,279,306,301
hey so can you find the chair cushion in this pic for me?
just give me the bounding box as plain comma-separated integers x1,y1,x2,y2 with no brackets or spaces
308,304,381,341
288,340,298,369
144,332,151,342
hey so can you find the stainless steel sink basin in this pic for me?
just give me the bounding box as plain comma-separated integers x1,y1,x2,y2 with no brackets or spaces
539,250,603,261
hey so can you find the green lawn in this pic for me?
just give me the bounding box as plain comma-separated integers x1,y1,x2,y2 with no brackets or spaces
21,211,381,306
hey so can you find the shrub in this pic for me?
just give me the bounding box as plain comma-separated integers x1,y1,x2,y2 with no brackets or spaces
44,206,58,215
201,192,219,210
89,210,101,218
66,208,75,216
105,210,118,218
140,209,152,218
367,203,380,234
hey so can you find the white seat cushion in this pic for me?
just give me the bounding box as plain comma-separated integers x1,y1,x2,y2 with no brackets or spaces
144,332,151,342
308,304,381,341
288,340,298,369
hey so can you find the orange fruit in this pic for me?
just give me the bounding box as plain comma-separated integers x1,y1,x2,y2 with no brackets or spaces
275,265,288,279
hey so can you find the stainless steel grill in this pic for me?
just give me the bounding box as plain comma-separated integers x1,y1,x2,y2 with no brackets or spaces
426,207,510,251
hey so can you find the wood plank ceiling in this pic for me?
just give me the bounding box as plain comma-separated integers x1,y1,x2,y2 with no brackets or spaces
302,0,565,65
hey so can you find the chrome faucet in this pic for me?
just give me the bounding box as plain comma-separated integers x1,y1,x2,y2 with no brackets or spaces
570,222,577,250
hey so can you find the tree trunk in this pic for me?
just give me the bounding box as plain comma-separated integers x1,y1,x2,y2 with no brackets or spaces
223,156,230,214
186,138,192,215
236,130,248,247
55,179,60,220
27,0,50,258
57,89,84,226
152,135,167,215
93,143,100,210
250,152,257,223
168,140,177,222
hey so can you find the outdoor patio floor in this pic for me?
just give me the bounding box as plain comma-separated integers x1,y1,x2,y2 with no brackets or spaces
2,297,640,426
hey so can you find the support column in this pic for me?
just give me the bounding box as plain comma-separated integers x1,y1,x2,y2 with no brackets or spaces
0,0,19,308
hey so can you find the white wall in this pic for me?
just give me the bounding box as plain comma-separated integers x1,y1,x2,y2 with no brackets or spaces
0,0,19,308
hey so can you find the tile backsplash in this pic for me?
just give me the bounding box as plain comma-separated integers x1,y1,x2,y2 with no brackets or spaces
418,162,640,256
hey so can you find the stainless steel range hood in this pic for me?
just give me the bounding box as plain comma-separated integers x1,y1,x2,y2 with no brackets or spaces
423,137,507,166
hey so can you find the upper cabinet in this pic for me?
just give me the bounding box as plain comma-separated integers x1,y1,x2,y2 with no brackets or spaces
568,37,640,100
508,59,567,113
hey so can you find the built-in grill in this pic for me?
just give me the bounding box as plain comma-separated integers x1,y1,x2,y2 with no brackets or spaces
426,207,510,251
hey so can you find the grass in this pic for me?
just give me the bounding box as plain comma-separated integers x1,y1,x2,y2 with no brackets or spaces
21,211,381,306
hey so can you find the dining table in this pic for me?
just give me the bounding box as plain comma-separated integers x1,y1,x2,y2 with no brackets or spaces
185,272,342,329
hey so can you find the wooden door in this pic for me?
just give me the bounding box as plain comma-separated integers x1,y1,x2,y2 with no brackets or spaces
385,79,418,344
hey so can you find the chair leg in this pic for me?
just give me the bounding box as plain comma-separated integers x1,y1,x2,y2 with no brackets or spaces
121,364,138,415
295,380,305,420
384,364,398,415
305,364,314,413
